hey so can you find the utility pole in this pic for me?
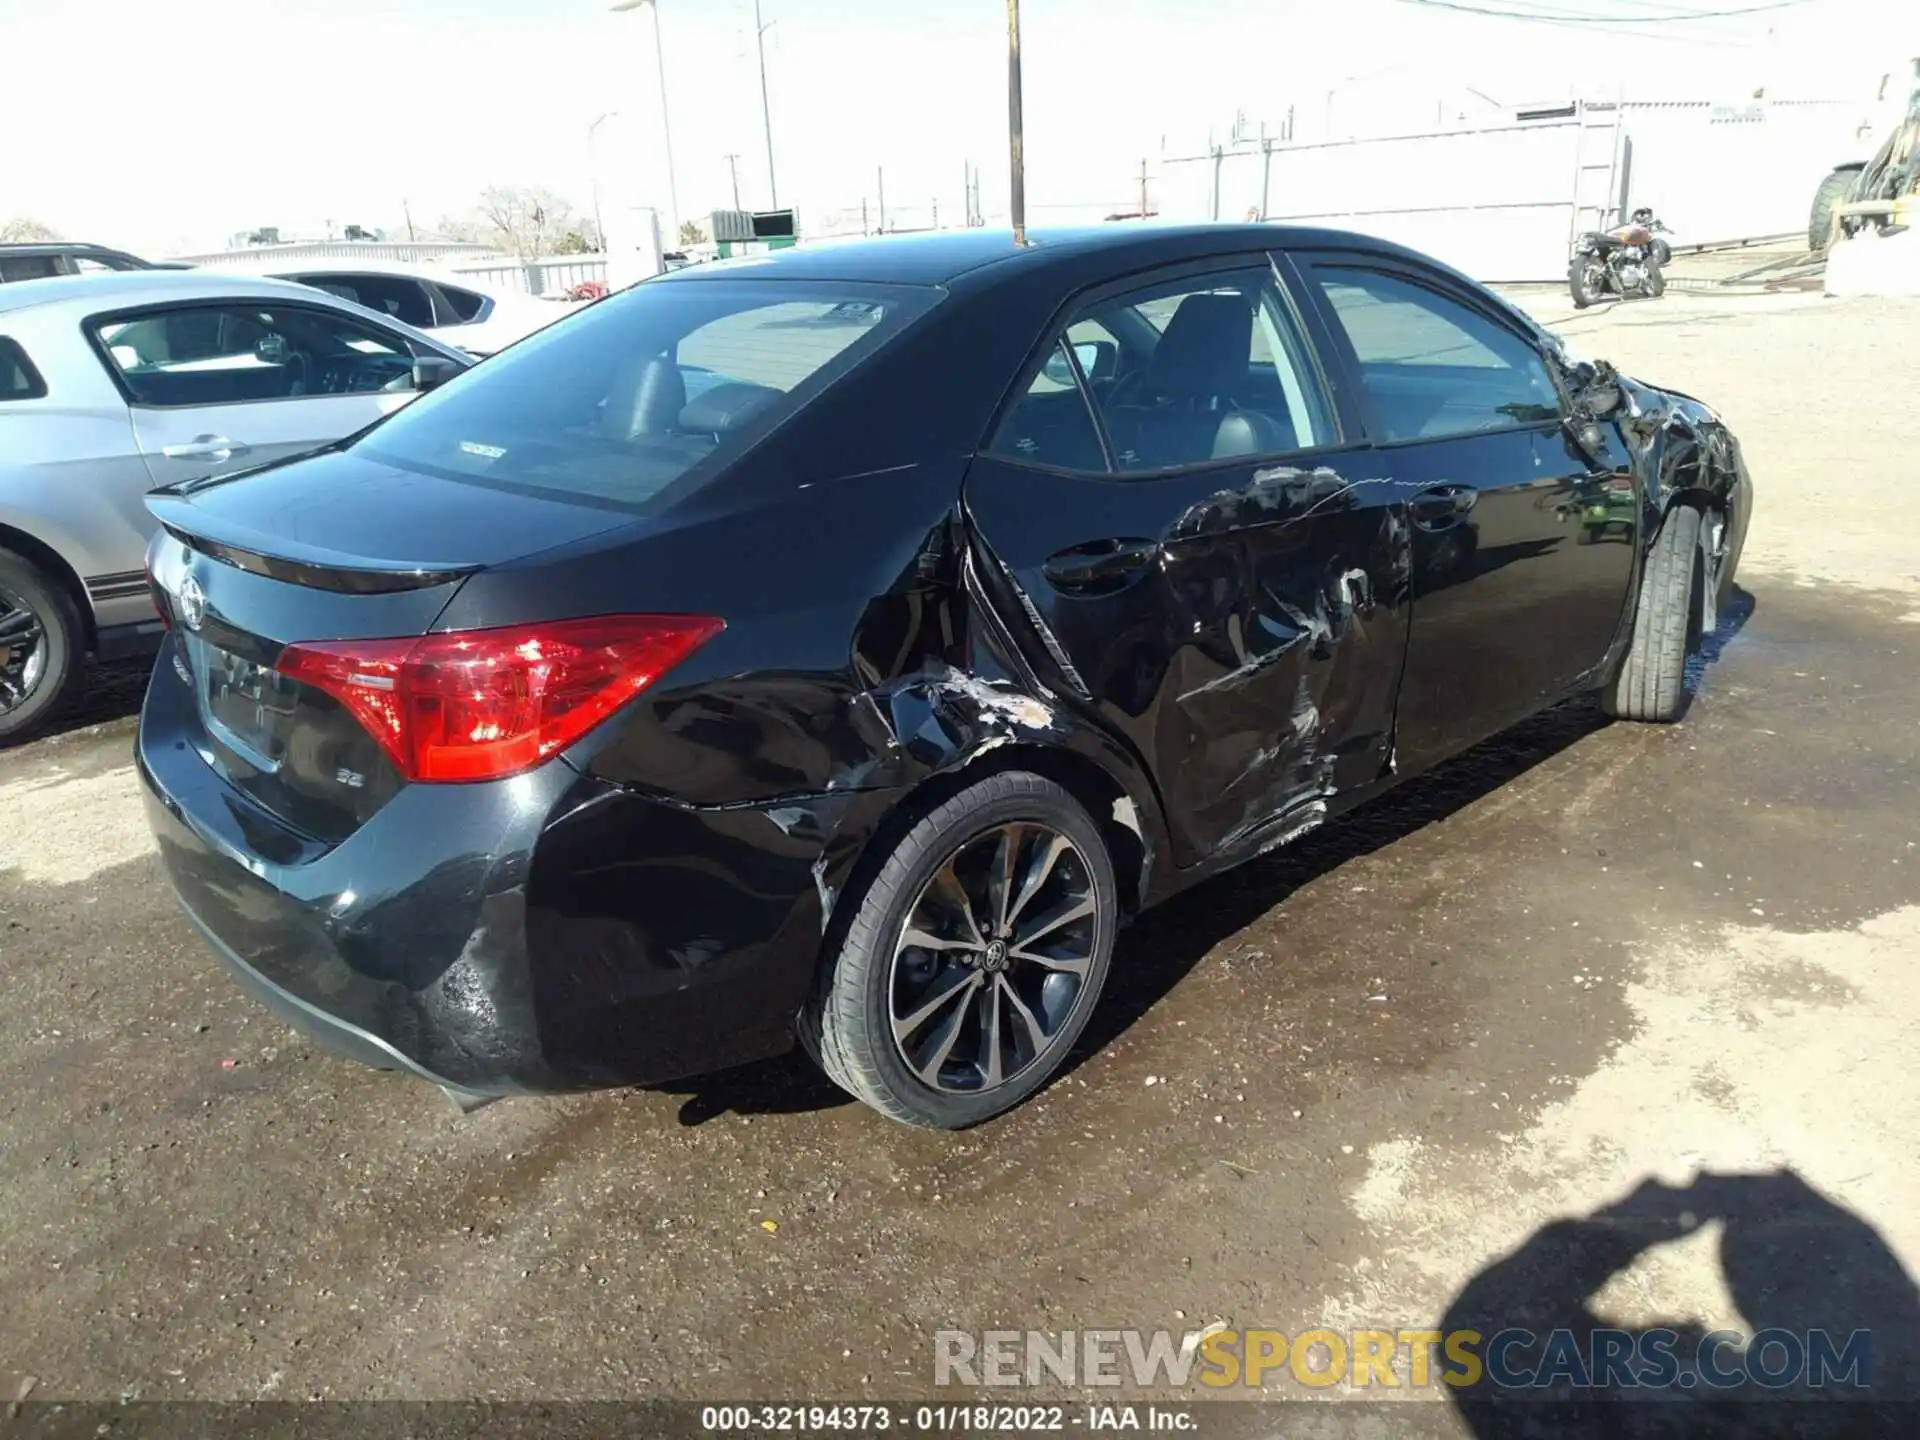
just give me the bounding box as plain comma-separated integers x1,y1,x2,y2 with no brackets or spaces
1138,158,1148,221
753,0,779,207
877,166,887,233
723,152,742,210
1007,0,1026,244
403,197,416,243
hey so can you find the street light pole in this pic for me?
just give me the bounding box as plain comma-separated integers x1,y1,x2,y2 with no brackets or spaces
1007,0,1026,244
754,0,779,208
610,0,680,239
587,111,613,252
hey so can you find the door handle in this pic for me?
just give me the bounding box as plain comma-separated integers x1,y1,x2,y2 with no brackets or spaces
1042,538,1157,592
161,434,252,463
1410,484,1476,530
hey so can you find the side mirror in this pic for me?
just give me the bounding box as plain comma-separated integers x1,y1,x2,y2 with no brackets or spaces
1041,339,1117,387
1040,348,1076,387
412,355,461,392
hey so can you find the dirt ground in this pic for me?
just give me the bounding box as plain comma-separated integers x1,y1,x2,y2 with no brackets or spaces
1,287,1916,1426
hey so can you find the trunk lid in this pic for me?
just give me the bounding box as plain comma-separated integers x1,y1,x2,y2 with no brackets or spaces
145,449,640,843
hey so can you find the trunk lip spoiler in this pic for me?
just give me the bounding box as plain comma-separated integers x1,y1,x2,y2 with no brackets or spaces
148,494,480,597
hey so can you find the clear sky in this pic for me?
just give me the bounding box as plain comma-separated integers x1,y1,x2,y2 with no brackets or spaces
1,0,1906,254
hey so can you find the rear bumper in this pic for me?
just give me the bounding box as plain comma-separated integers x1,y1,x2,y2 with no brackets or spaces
172,894,495,1107
138,639,877,1097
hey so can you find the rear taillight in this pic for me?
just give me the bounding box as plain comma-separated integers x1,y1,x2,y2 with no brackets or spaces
276,614,723,783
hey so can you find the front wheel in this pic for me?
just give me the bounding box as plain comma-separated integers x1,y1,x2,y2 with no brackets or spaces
1643,259,1667,299
0,549,85,746
1602,506,1702,723
802,771,1118,1128
1651,238,1673,267
1568,257,1605,309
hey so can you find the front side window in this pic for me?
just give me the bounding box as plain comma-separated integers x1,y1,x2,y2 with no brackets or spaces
1308,265,1560,442
354,280,936,513
995,266,1334,475
92,303,418,407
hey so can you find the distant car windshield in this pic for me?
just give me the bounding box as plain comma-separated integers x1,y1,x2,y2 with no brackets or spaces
356,278,936,512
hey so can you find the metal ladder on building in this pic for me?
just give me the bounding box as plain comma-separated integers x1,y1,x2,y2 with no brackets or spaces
1568,99,1625,246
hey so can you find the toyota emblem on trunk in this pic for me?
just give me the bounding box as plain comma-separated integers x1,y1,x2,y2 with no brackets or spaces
178,574,207,632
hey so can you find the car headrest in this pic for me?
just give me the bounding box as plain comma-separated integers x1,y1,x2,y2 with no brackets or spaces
602,355,686,441
1211,409,1293,460
1149,293,1254,396
679,381,782,435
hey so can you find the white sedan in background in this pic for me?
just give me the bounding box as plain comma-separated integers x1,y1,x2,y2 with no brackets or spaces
214,259,584,357
0,270,471,740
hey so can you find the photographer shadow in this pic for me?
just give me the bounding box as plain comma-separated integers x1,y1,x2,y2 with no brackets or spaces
1442,1169,1919,1439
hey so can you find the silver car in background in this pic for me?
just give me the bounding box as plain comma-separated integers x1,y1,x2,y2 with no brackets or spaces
0,271,470,742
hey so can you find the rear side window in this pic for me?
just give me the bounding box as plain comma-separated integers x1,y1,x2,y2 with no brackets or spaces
1307,266,1560,442
992,340,1109,471
0,337,46,400
356,280,936,512
0,255,65,283
993,265,1334,474
435,284,488,322
296,273,436,328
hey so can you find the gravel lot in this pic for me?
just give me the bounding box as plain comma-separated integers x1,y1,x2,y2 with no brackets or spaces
2,287,1916,1425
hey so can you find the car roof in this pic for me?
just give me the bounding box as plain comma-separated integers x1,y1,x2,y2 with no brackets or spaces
229,255,508,288
657,223,1442,287
0,268,341,317
662,223,1550,343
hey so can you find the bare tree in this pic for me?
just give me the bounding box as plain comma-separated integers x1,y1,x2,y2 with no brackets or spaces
1,217,62,243
473,186,580,259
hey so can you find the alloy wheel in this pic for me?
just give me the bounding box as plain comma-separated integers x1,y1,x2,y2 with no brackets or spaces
0,585,46,717
888,822,1100,1094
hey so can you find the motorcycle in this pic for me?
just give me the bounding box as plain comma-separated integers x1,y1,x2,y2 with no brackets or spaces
1568,207,1670,308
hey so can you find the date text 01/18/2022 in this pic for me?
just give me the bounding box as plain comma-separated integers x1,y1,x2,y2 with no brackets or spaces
698,1404,1199,1432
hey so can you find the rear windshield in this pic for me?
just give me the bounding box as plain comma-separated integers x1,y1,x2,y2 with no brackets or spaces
355,278,936,511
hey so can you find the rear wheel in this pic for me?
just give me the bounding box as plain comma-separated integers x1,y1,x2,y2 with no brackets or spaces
1568,258,1604,309
1603,506,1702,723
802,771,1117,1129
1809,168,1858,253
0,549,85,746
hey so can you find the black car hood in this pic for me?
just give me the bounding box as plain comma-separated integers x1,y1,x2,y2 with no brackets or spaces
147,446,638,572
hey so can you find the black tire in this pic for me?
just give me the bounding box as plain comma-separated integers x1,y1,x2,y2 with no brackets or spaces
1568,258,1605,309
1643,259,1667,298
1651,238,1673,267
1809,168,1857,254
0,549,85,746
1602,506,1702,723
802,771,1118,1129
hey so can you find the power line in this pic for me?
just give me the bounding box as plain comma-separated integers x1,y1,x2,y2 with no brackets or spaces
1388,0,1809,23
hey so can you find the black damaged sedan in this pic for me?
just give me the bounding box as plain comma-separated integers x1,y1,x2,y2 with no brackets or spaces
139,225,1749,1127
